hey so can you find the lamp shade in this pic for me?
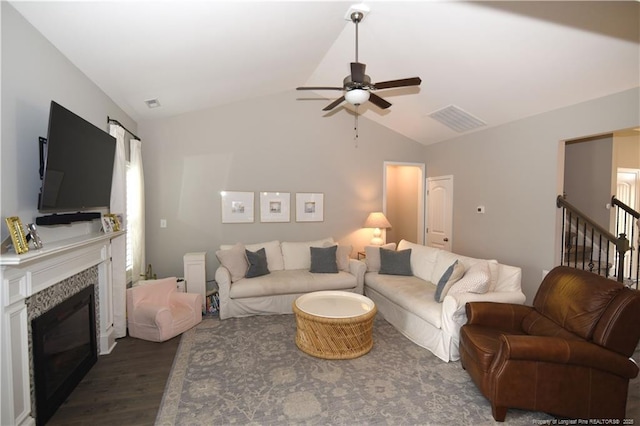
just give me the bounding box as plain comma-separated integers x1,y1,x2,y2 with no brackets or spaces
345,89,370,106
363,212,391,229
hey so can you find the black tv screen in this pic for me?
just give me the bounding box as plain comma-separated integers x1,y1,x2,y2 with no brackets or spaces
38,101,116,212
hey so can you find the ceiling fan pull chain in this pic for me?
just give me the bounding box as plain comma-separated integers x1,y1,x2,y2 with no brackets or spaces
354,106,359,147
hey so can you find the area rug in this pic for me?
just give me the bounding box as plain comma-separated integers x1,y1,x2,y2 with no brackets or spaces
156,315,555,425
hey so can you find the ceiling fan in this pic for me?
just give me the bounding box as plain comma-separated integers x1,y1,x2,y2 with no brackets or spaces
297,10,422,112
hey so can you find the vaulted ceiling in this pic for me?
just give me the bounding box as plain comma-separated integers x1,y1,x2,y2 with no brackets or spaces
11,1,640,145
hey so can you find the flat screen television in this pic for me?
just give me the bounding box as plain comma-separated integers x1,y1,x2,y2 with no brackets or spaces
38,101,116,213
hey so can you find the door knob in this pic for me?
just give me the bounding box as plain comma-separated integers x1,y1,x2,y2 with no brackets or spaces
443,238,449,242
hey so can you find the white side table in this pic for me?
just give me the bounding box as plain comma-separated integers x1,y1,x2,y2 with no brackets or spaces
183,252,206,312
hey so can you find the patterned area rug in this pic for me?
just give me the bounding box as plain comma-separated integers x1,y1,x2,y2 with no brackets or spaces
156,315,555,425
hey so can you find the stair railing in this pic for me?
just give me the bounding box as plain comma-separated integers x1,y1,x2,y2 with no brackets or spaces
611,196,640,288
557,195,630,284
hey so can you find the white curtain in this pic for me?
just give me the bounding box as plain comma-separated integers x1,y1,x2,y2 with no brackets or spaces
109,124,127,338
129,138,146,284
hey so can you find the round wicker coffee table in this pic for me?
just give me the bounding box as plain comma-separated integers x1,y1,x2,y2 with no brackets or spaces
293,291,377,359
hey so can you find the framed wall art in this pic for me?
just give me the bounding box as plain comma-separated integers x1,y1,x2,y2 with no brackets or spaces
296,193,324,222
5,216,29,254
260,192,290,223
221,191,254,223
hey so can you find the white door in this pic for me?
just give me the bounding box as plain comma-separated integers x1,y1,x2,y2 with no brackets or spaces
427,175,453,251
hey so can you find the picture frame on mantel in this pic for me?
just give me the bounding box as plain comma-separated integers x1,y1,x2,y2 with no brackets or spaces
296,193,324,222
260,192,290,223
5,216,29,254
221,191,254,223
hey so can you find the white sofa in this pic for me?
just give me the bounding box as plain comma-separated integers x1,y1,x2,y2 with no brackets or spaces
215,238,366,320
364,240,525,362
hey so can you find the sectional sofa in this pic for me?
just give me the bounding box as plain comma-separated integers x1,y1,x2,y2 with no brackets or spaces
215,238,366,319
364,239,526,361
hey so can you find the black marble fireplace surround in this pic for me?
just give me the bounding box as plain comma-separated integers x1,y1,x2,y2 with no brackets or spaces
27,268,99,426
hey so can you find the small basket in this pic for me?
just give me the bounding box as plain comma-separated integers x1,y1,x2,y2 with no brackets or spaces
293,301,377,360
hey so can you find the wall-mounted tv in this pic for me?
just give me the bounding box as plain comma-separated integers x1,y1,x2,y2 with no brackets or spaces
38,101,116,213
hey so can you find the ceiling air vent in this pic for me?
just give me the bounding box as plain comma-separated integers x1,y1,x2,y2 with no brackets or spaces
427,105,486,133
144,98,161,109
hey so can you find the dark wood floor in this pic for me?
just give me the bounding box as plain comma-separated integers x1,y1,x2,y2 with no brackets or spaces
47,335,180,426
46,334,640,425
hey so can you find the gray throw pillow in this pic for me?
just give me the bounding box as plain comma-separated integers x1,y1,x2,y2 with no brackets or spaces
379,248,412,276
434,260,466,302
310,245,339,273
245,248,270,278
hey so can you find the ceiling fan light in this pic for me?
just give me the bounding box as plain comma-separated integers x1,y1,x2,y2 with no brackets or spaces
345,89,370,105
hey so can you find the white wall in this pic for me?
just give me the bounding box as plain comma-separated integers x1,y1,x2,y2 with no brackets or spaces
137,92,426,281
1,3,137,242
424,88,639,303
564,135,613,229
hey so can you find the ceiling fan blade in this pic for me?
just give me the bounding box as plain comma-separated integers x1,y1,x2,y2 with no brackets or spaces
322,96,345,111
368,93,392,109
297,86,343,91
350,62,366,83
373,77,422,90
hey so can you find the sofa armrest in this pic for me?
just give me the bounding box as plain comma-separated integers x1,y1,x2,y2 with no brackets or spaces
348,259,366,294
497,334,639,379
215,266,232,319
441,293,530,341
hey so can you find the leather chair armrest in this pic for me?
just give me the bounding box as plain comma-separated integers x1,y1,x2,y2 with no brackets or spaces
465,301,532,331
497,334,639,379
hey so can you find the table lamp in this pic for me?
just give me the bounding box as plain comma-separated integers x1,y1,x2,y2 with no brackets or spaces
363,212,392,246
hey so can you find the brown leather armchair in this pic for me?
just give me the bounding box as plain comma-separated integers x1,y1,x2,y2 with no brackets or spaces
459,266,640,421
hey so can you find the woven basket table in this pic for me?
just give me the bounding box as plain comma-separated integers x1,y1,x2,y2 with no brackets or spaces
293,291,377,360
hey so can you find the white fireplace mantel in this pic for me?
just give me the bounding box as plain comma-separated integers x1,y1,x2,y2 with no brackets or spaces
1,231,123,426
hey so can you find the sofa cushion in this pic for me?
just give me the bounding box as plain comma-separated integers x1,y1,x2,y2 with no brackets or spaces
229,269,357,299
336,244,352,272
448,260,490,296
281,238,334,270
364,243,397,272
379,248,412,276
310,245,338,273
245,248,270,278
215,243,248,282
364,272,442,328
221,240,284,271
434,260,465,302
398,240,439,282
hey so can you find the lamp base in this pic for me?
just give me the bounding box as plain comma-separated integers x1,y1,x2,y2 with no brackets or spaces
370,227,384,246
370,237,384,246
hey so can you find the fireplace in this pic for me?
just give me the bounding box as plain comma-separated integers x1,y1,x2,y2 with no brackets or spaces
31,285,97,426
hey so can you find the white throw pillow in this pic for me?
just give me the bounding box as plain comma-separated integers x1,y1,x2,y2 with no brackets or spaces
448,260,491,296
365,243,397,272
323,242,352,272
221,240,284,271
281,238,334,270
215,243,248,282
